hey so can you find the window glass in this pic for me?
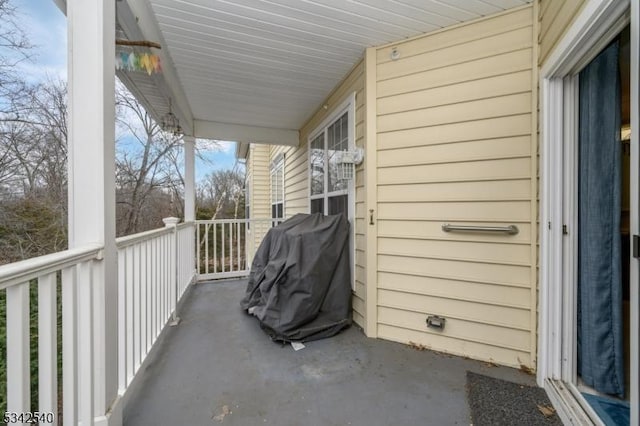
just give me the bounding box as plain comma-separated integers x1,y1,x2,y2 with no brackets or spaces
310,198,323,214
309,109,349,215
271,158,284,219
328,194,348,219
310,134,324,196
327,112,349,193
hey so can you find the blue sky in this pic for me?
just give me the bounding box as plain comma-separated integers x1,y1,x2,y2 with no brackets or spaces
12,0,238,181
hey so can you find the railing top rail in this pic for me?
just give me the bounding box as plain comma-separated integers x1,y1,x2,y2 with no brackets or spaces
196,218,281,224
116,226,174,249
176,221,194,230
0,243,103,290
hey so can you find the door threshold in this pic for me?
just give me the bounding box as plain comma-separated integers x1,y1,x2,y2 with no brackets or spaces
544,379,604,426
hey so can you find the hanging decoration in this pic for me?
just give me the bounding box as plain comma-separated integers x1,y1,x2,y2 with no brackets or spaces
161,98,182,136
116,51,162,75
115,39,162,75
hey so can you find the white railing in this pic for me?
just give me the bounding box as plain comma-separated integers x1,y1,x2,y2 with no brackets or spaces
176,222,196,299
196,218,282,280
0,244,103,426
0,219,197,425
115,219,196,394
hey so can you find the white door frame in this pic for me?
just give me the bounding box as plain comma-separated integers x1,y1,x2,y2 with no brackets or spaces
538,0,636,425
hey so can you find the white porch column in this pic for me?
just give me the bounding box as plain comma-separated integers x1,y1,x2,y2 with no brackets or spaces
184,135,196,222
67,0,119,424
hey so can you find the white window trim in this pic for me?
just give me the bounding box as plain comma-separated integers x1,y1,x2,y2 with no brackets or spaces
539,1,635,425
307,92,356,290
270,154,285,219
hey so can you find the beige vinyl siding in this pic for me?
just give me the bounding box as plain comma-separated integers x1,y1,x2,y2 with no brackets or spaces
247,144,271,255
250,144,270,218
374,5,537,368
539,0,586,65
268,60,367,329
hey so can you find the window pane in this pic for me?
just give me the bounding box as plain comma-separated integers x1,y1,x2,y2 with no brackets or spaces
328,113,349,193
277,166,283,202
271,172,277,204
328,194,348,219
310,134,324,196
271,203,283,219
310,198,324,214
271,161,284,204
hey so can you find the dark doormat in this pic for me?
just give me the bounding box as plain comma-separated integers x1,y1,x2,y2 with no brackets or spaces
466,371,562,426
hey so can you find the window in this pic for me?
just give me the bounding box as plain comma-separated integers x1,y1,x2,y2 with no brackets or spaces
308,93,355,290
270,155,284,219
245,179,250,227
309,111,350,219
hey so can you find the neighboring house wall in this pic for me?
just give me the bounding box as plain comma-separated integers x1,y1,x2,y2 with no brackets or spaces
269,59,367,329
539,0,586,65
371,5,538,368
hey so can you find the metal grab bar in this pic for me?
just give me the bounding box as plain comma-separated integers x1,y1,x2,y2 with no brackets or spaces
442,224,519,235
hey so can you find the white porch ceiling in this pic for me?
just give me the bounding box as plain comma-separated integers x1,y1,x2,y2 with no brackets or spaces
125,0,532,143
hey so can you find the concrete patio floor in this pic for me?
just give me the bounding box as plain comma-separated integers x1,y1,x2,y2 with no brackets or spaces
123,279,537,426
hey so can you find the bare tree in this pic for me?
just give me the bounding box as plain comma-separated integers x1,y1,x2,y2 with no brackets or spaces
0,81,69,263
197,166,245,220
115,85,183,235
0,0,31,118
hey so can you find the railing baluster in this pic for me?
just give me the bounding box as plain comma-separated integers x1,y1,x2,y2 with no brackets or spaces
162,235,171,326
197,223,201,275
6,281,30,423
161,235,166,323
133,243,141,371
213,223,217,274
76,261,94,425
222,223,225,273
168,233,172,319
141,241,148,360
145,241,153,354
125,246,134,386
38,272,58,424
237,222,241,273
157,237,161,325
118,248,126,392
171,228,176,318
229,223,233,272
204,224,209,275
244,221,248,270
151,238,157,341
62,265,78,426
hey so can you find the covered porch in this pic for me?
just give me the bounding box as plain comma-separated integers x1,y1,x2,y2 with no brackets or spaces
0,0,552,425
123,279,536,426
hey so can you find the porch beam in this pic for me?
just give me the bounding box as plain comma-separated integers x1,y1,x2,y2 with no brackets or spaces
67,0,119,423
194,119,299,146
121,0,194,135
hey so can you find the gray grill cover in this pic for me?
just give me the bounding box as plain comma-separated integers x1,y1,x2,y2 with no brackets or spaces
240,213,352,342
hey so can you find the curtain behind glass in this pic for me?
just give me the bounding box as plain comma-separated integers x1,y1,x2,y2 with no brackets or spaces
577,39,624,397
